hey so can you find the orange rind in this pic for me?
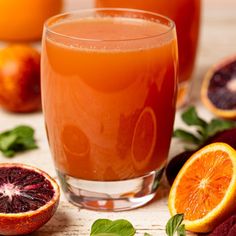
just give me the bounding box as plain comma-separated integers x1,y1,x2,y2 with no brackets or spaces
0,163,60,235
168,142,236,233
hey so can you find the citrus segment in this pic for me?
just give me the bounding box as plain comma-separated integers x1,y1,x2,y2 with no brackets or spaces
131,107,157,170
168,143,236,233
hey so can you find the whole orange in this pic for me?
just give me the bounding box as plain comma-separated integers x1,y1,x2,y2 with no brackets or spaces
0,44,41,113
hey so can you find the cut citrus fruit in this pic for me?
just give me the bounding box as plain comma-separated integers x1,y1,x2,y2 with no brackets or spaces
201,55,236,119
0,163,60,235
168,142,236,233
131,106,157,171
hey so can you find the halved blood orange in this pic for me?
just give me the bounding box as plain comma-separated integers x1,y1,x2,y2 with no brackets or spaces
201,55,236,119
0,163,60,235
168,142,236,233
131,106,157,171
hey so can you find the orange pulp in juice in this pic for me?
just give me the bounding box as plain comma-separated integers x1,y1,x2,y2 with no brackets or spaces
96,0,201,106
42,16,178,181
0,0,63,41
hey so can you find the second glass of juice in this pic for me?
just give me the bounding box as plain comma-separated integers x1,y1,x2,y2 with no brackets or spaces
97,0,201,107
41,9,178,211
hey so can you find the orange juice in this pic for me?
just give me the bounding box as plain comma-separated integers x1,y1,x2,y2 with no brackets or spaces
96,0,201,107
0,0,63,41
42,14,178,182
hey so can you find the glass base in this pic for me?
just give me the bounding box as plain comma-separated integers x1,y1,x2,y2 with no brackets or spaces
57,168,164,211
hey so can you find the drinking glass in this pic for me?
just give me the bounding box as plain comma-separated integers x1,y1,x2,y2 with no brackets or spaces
96,0,201,108
41,8,178,211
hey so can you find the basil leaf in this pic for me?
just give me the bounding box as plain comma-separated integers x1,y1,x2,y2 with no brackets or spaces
165,214,184,236
173,129,201,145
90,219,136,236
181,106,207,128
206,119,236,137
177,224,186,236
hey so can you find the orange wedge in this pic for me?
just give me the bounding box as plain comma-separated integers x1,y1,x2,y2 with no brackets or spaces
168,142,236,233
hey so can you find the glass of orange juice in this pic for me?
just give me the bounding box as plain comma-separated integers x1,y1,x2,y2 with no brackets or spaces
96,0,201,108
0,0,63,41
41,9,178,211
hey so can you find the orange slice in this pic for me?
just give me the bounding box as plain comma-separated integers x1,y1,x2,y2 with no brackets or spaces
131,106,157,171
168,142,236,233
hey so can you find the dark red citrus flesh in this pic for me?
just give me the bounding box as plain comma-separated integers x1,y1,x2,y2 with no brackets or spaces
208,60,236,110
0,167,54,213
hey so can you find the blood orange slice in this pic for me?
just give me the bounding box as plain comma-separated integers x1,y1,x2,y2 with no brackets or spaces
168,143,236,233
201,55,236,119
131,107,157,171
0,163,60,235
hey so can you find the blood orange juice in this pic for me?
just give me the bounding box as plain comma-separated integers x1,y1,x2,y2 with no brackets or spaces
42,9,178,211
97,0,201,107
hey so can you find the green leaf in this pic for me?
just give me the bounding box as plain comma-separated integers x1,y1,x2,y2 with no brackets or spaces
91,219,113,235
165,214,184,236
0,125,37,157
2,149,15,157
206,119,236,137
12,125,34,138
173,129,201,145
0,133,18,151
174,106,236,150
181,106,207,128
90,219,136,236
177,224,186,236
144,233,152,236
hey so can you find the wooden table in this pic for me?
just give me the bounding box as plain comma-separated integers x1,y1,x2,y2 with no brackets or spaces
0,0,236,235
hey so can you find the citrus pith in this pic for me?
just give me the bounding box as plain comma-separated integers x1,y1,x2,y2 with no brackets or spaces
168,142,236,233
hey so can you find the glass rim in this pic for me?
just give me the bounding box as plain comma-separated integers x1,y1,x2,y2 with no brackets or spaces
44,8,176,42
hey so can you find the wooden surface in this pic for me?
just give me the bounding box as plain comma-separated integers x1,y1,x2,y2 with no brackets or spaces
0,0,236,235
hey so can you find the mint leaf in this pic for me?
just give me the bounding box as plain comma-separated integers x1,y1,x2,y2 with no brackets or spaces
165,214,185,236
90,219,136,236
12,125,34,137
206,119,235,137
173,129,201,145
181,106,207,128
0,133,18,151
2,149,15,157
0,125,38,157
174,106,236,150
177,224,186,236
